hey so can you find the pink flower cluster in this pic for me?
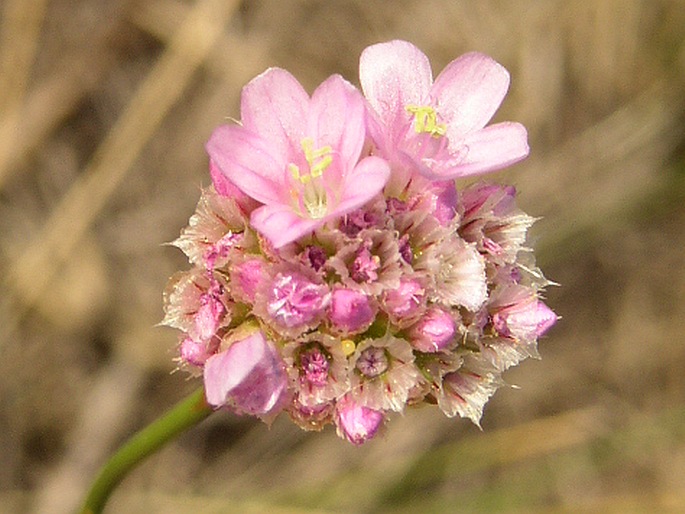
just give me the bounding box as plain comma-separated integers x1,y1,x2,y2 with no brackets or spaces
163,40,556,445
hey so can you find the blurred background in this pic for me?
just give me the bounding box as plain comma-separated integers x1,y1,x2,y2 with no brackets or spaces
1,0,685,512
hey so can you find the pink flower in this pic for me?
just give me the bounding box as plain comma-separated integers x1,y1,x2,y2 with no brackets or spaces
209,158,260,215
179,336,216,367
203,331,289,418
207,69,391,248
258,267,330,334
229,257,265,303
490,286,557,340
407,307,457,352
382,277,426,326
335,395,384,445
360,40,529,181
328,287,376,334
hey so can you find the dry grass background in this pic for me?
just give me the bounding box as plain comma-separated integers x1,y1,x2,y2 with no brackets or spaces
1,1,685,513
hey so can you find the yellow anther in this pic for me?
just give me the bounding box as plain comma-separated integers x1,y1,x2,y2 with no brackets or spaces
405,105,446,138
288,138,334,219
341,339,356,356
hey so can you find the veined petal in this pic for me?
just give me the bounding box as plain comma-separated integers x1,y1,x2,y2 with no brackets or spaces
206,124,285,205
336,156,391,213
440,122,529,179
432,52,510,137
240,68,309,162
203,331,288,416
360,40,433,124
250,204,324,249
309,74,366,176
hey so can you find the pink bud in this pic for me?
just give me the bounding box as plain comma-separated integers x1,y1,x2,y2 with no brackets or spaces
492,298,557,339
194,290,226,341
179,337,212,366
429,180,458,225
203,331,288,417
329,288,376,334
407,307,456,352
383,278,426,325
231,259,264,303
335,396,384,445
266,271,330,329
209,159,259,214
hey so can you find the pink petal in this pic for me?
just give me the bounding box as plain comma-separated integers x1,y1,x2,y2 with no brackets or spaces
335,155,390,213
250,204,324,249
432,52,511,137
309,74,366,176
209,158,260,213
359,40,433,125
203,331,288,416
425,122,529,180
335,395,384,445
240,68,309,162
206,125,285,205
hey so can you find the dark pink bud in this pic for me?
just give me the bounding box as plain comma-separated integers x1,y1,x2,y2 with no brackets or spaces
407,307,456,352
335,396,384,445
209,159,259,214
493,298,557,339
231,259,264,302
203,331,288,417
179,337,212,366
383,278,426,324
329,288,375,334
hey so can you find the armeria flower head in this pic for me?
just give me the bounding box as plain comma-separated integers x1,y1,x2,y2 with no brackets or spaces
164,40,556,446
360,40,529,182
207,69,390,248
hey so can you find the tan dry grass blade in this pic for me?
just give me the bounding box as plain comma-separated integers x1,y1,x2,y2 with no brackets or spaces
2,0,240,337
0,0,49,186
0,0,49,111
0,30,116,188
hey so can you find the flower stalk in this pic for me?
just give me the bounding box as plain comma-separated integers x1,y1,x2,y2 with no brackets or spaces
79,387,213,514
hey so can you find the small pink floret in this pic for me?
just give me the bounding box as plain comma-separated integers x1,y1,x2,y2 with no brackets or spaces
383,278,425,322
407,307,456,352
493,297,558,339
359,40,529,181
203,331,288,416
335,396,384,445
207,70,390,248
329,288,375,333
267,271,329,329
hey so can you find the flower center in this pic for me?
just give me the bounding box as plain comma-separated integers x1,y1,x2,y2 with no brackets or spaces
405,105,446,138
288,138,333,219
356,346,389,378
298,344,330,386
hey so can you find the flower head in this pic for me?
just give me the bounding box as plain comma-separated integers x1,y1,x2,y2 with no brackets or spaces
360,40,529,182
164,40,556,445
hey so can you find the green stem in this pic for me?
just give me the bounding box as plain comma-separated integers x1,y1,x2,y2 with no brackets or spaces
79,387,214,514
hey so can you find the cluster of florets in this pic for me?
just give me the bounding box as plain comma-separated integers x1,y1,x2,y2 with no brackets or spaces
162,40,556,445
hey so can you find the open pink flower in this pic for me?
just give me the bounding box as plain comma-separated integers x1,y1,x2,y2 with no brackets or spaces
207,69,390,248
204,330,289,418
360,40,529,181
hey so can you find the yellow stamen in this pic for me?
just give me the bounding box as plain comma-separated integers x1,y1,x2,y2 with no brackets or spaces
341,339,356,356
405,105,446,138
288,138,334,219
